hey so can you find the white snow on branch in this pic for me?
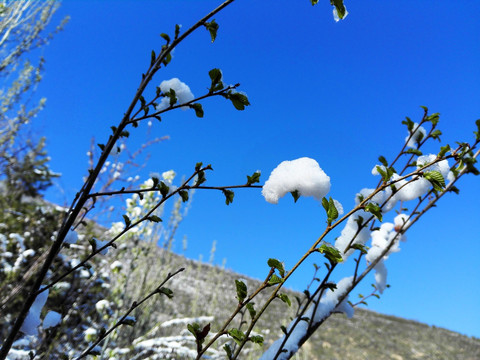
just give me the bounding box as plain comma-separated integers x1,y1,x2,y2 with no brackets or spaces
156,78,194,111
405,122,426,148
262,157,330,204
259,277,354,360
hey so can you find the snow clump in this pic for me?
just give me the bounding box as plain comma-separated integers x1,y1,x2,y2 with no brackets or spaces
405,122,427,148
262,157,330,204
156,78,194,111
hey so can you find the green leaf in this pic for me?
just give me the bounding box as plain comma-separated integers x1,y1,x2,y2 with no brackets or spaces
208,68,223,92
246,303,256,318
280,325,287,334
187,322,200,337
378,155,388,167
246,171,261,185
250,335,264,346
151,50,156,66
167,88,177,106
318,244,343,264
179,190,189,202
235,279,247,303
323,282,337,291
122,214,131,228
158,287,174,298
224,343,232,359
97,143,105,151
426,112,440,125
290,190,300,202
321,197,329,212
402,116,414,131
120,130,129,138
330,0,347,19
147,215,162,223
223,189,234,205
405,148,423,156
204,19,219,42
267,258,285,277
159,182,169,197
268,274,283,286
327,197,339,222
364,202,383,222
175,24,181,39
190,103,204,118
438,144,451,158
420,105,429,112
195,171,206,186
195,162,203,171
351,243,368,254
121,317,136,326
430,129,442,141
228,328,245,346
474,119,480,141
160,33,170,43
228,91,250,110
423,170,445,192
278,293,291,307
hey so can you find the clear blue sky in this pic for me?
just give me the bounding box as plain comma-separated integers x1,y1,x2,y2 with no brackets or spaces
36,1,479,338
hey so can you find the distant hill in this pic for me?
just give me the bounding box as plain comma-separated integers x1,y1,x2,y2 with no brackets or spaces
106,244,480,360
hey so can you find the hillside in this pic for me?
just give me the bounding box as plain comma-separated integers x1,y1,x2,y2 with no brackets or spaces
99,243,480,360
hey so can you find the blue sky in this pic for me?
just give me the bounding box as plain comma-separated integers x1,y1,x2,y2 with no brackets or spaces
36,1,479,338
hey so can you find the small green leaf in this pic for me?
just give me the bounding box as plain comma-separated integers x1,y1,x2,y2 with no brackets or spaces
327,197,339,222
179,190,189,202
405,148,423,156
268,274,283,286
426,112,440,125
438,144,451,158
150,50,156,66
160,33,171,43
267,258,285,277
378,155,388,167
204,19,219,42
222,189,234,205
402,116,414,131
246,171,261,185
121,317,136,326
190,103,204,118
291,190,300,202
158,287,174,298
195,171,206,186
321,197,329,212
430,129,442,141
175,24,181,39
423,170,445,192
167,88,177,106
331,0,347,19
280,325,287,334
122,214,131,227
208,68,223,92
224,344,232,359
159,182,170,197
323,282,337,291
278,293,291,307
235,280,247,303
97,143,105,151
195,162,203,171
318,244,343,264
147,215,162,223
250,335,264,346
187,323,200,337
228,328,245,346
351,243,368,254
246,303,256,318
228,91,250,110
364,202,383,222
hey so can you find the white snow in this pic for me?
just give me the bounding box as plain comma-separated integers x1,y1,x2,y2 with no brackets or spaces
259,277,354,359
262,157,331,204
43,311,61,329
405,123,426,148
20,289,49,336
156,78,194,111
